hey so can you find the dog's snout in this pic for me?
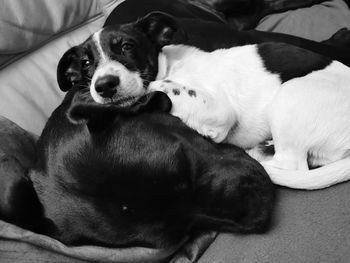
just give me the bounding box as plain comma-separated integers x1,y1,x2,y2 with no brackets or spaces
95,75,120,98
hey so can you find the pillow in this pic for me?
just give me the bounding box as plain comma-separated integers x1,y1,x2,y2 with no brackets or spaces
0,0,102,55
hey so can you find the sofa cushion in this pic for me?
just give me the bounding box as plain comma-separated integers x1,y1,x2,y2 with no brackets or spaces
0,0,124,135
198,183,350,263
256,0,350,41
0,0,103,67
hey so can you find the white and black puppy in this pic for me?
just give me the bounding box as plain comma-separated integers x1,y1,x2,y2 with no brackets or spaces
57,12,350,190
147,44,350,190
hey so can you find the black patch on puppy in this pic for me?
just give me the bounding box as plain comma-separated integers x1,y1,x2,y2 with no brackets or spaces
257,43,332,83
172,89,180,95
164,79,172,83
188,90,196,97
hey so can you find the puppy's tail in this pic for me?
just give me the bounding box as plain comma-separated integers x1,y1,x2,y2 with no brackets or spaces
264,156,350,190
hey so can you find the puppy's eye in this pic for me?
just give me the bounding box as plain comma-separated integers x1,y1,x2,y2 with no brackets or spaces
121,43,134,52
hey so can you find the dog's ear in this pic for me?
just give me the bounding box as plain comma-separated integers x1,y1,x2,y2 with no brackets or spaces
127,91,172,113
134,12,178,49
68,91,172,132
67,101,116,132
57,47,82,92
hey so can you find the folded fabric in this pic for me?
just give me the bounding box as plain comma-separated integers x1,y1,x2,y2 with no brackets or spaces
0,0,101,55
0,219,218,263
257,0,350,41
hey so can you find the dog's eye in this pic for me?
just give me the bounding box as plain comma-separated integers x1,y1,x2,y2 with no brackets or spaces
121,43,134,52
121,204,130,212
81,58,90,69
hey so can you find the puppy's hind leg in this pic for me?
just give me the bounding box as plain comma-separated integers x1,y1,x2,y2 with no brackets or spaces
261,146,309,171
261,118,309,171
262,86,311,171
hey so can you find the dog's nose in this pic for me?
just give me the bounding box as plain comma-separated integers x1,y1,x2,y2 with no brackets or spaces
95,75,120,98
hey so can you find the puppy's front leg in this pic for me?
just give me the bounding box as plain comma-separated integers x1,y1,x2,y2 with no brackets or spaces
148,80,234,142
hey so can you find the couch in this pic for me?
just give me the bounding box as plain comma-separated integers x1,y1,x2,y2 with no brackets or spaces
0,0,350,262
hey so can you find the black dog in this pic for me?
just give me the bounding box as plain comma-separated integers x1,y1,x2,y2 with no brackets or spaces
57,12,350,96
21,87,274,249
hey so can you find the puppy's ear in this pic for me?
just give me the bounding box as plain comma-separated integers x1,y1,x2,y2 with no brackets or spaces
134,12,178,49
57,47,82,92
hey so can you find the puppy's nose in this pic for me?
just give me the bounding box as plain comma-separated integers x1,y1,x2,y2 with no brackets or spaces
95,75,120,98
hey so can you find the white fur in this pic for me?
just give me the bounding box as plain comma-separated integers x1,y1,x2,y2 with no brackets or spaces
93,30,108,62
90,31,144,104
150,44,350,190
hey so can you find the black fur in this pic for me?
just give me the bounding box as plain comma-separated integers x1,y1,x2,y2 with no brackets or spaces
188,90,196,97
257,43,332,83
28,87,275,248
0,156,43,232
172,89,180,95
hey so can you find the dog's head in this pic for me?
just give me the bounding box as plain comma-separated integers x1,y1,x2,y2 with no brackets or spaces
57,12,179,105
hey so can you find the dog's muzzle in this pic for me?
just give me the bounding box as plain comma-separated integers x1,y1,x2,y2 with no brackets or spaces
95,75,120,99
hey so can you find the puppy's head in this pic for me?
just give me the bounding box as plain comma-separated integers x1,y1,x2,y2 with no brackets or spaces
30,90,194,249
57,12,179,105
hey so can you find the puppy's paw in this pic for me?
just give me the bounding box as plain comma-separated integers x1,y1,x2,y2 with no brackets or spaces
261,155,308,171
195,126,228,143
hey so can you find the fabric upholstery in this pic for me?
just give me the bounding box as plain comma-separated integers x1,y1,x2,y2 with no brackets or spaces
256,0,350,41
198,183,350,263
0,0,103,67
